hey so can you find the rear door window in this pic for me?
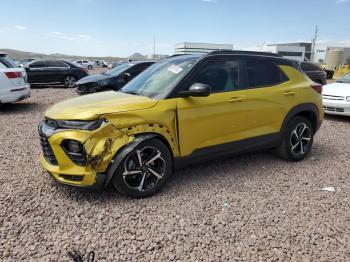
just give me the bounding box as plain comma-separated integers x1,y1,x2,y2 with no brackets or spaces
46,61,68,67
246,60,287,88
29,61,49,68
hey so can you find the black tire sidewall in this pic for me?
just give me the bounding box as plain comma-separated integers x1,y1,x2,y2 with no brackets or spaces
64,75,76,88
284,116,314,161
112,139,172,198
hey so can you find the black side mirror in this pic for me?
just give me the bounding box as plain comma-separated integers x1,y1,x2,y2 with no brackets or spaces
178,83,211,97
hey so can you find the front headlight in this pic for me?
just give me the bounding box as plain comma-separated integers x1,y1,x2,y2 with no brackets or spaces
45,118,106,131
346,97,350,102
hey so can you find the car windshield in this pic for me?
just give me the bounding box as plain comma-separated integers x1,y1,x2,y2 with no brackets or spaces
104,63,133,76
336,73,350,84
120,56,199,99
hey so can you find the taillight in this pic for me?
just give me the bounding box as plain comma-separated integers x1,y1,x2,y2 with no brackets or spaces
80,68,88,73
5,71,23,79
311,83,322,94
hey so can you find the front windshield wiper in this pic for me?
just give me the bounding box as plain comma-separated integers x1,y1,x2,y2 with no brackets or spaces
121,90,143,96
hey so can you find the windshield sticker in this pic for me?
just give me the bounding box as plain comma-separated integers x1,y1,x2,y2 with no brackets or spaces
168,65,183,74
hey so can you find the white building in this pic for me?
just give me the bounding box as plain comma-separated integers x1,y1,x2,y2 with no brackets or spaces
174,42,233,55
260,44,306,61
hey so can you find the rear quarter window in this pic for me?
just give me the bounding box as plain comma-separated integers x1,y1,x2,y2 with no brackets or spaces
0,60,7,69
301,62,322,72
0,56,17,68
246,60,288,88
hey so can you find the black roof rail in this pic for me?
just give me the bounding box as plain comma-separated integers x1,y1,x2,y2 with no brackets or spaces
168,54,195,58
208,50,283,57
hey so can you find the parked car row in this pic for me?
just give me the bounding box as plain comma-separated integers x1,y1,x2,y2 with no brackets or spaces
73,60,108,70
2,50,349,120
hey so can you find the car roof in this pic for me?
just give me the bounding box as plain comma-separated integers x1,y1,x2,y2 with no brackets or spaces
129,60,156,65
168,51,296,67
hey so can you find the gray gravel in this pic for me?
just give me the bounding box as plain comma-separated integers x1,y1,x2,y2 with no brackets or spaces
0,87,349,261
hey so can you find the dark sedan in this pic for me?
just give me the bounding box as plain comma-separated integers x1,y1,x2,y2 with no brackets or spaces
299,62,327,85
25,60,88,88
76,61,154,95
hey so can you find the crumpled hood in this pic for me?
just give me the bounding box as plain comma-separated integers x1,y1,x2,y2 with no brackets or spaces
45,91,158,120
323,83,350,97
76,73,110,85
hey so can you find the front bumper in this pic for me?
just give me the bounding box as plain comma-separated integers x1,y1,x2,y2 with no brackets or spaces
38,120,127,189
323,100,350,116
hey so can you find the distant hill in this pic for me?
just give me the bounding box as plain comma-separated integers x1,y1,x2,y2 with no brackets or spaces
0,48,125,63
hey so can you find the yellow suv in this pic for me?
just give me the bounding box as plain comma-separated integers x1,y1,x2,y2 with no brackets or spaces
39,51,323,198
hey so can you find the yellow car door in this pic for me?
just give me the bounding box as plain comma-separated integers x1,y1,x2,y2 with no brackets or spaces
176,59,252,157
243,60,297,137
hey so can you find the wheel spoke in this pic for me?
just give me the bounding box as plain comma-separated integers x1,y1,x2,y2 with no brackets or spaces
148,167,163,179
298,124,306,137
138,173,146,191
136,150,143,166
292,130,299,139
302,137,311,141
292,141,300,151
145,151,161,165
300,141,304,154
123,170,142,176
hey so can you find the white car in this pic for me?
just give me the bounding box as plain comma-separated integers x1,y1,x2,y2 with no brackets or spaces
74,60,94,70
0,53,30,104
322,72,350,116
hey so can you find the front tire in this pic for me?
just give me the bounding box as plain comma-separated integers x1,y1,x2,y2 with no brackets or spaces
88,65,93,70
112,139,172,198
276,116,314,161
63,75,77,88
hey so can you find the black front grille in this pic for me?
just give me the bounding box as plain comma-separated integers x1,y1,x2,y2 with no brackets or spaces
323,106,345,113
39,132,58,165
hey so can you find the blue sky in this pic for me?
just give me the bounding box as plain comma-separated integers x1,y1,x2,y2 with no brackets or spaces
0,0,349,57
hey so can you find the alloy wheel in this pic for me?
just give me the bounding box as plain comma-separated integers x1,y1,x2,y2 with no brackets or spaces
290,123,312,156
65,76,76,88
122,146,166,192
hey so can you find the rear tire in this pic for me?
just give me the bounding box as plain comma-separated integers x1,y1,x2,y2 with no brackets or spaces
112,139,172,198
88,65,93,70
63,75,77,88
276,116,314,161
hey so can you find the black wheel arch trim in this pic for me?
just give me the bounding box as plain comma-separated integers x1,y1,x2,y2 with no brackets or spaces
281,103,321,134
102,133,160,187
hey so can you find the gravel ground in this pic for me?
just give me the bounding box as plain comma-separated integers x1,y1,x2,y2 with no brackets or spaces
0,87,349,262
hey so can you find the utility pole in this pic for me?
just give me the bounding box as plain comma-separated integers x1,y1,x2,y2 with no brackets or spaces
153,36,156,59
311,26,319,62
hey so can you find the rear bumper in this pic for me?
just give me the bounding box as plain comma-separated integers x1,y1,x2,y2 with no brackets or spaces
0,84,30,103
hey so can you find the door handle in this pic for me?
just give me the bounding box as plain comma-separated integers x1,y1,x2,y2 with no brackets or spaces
228,97,244,103
283,91,296,96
